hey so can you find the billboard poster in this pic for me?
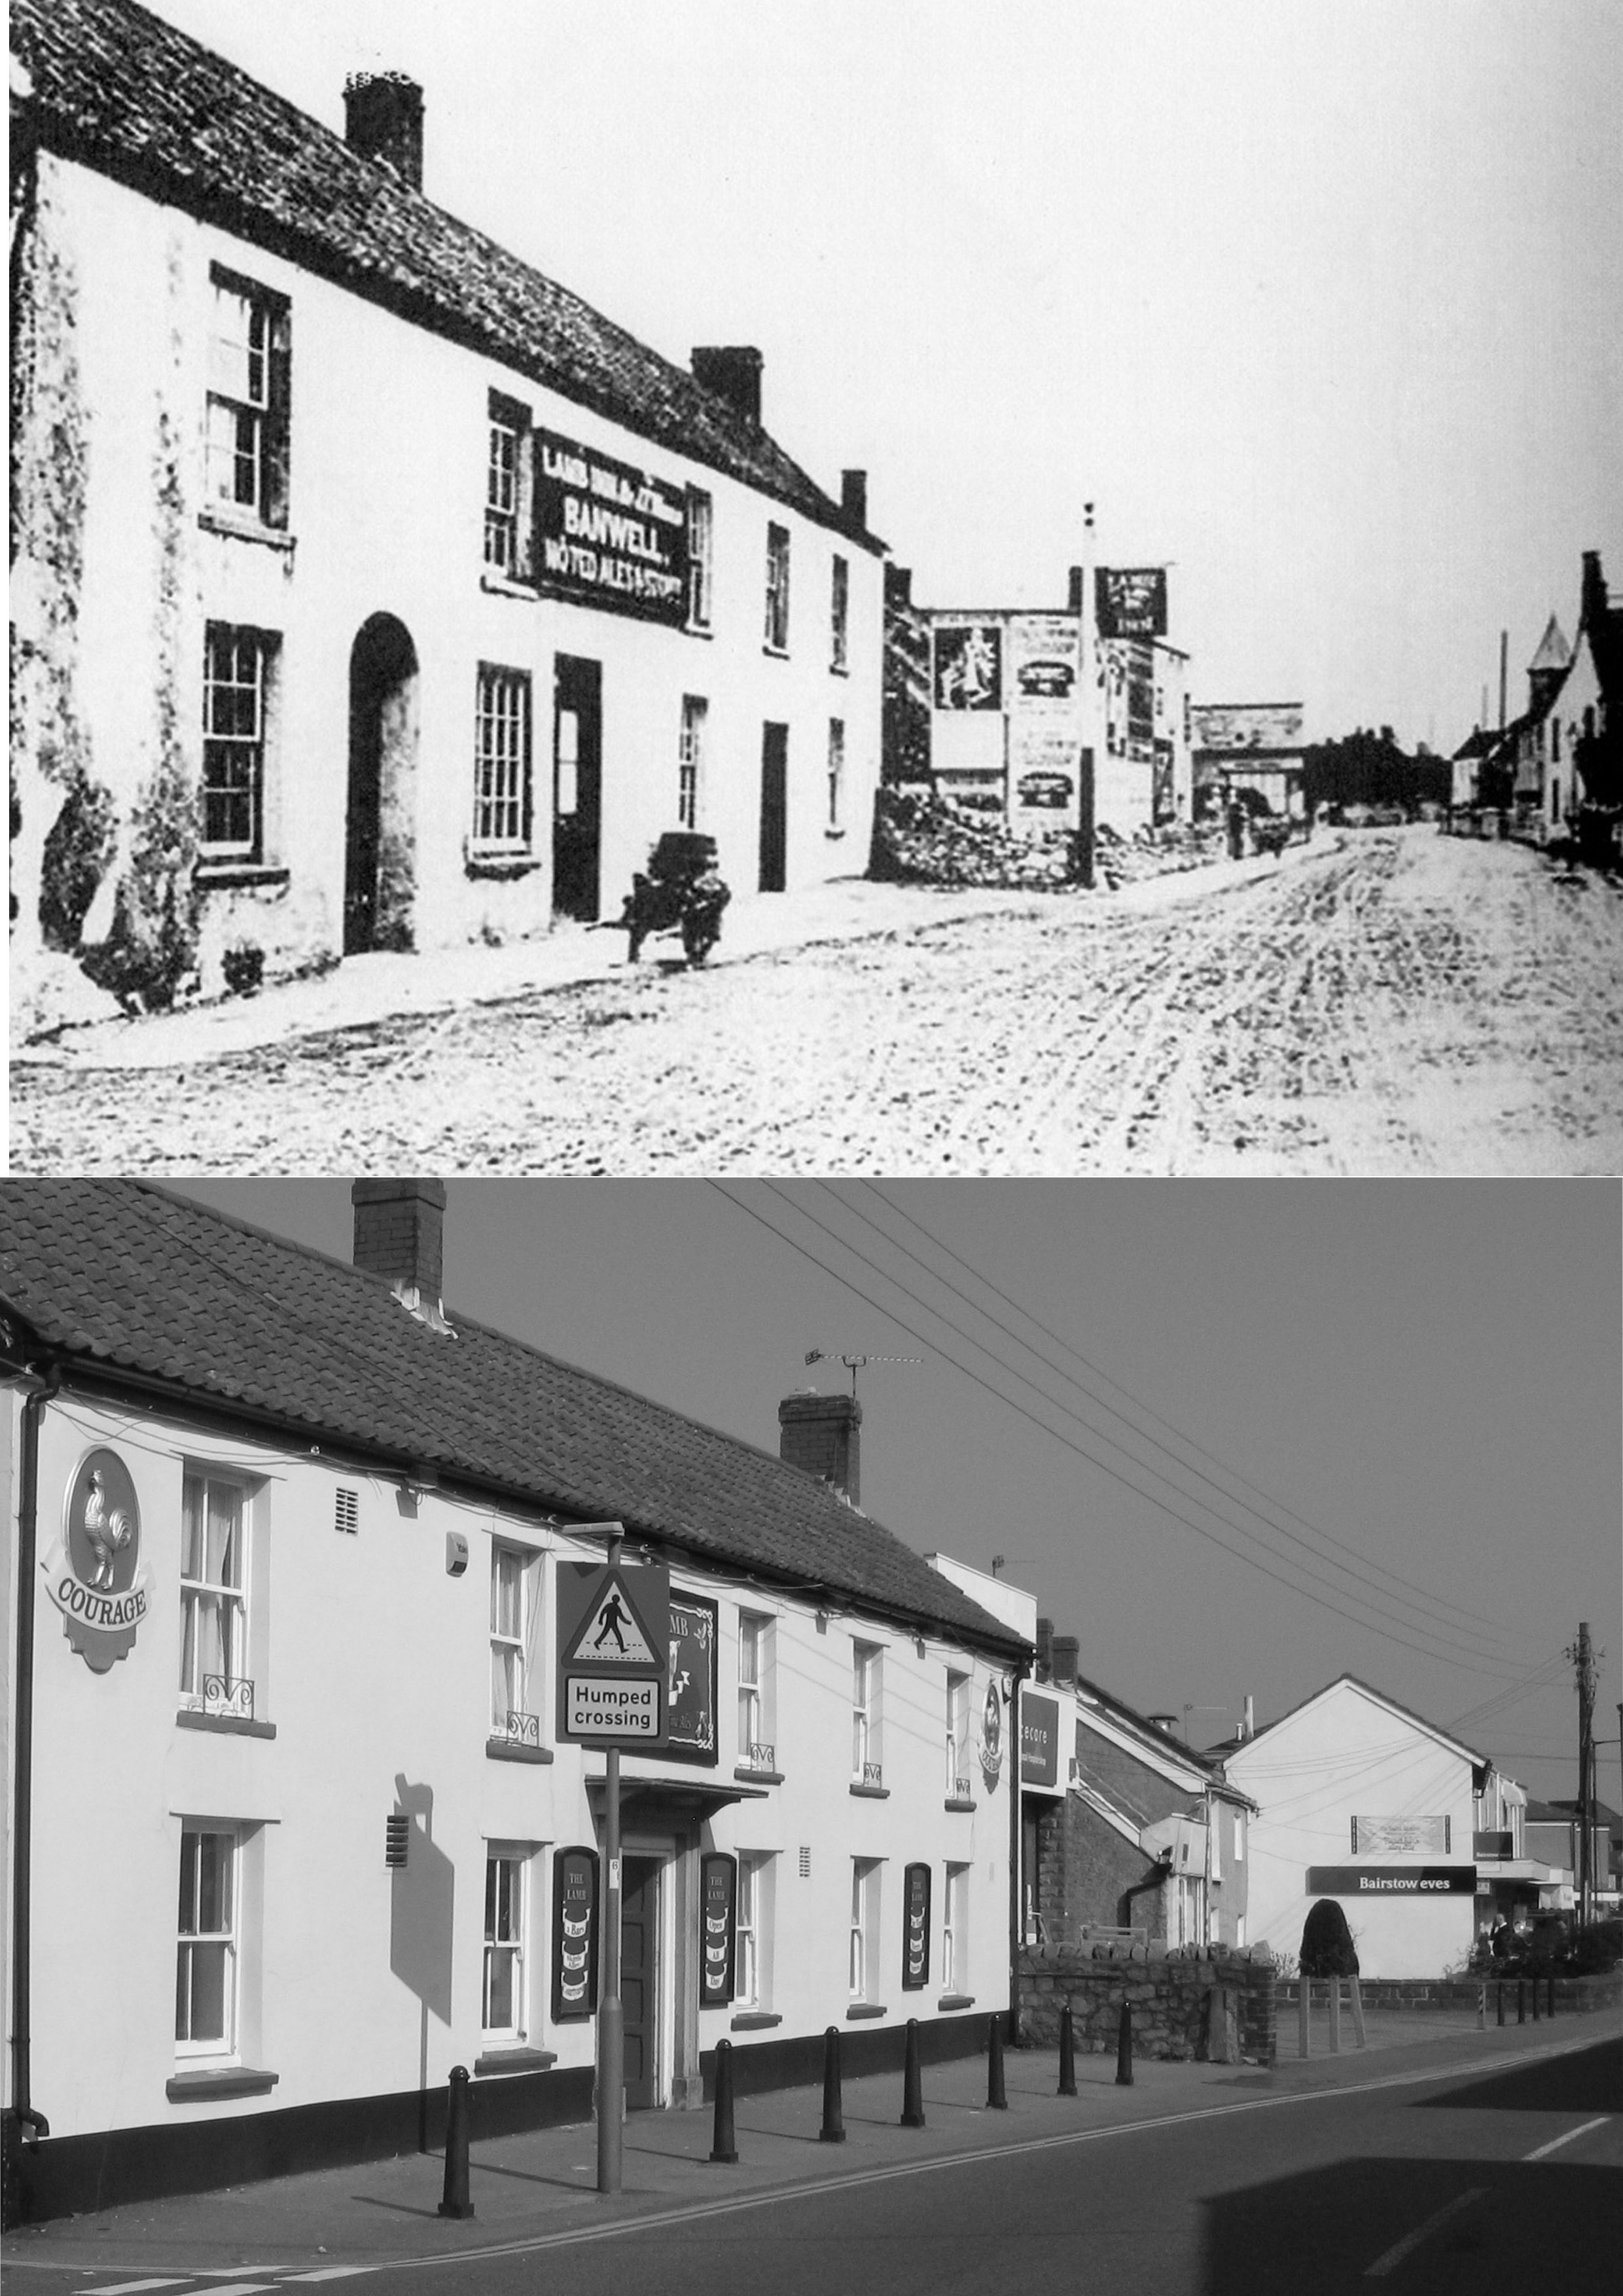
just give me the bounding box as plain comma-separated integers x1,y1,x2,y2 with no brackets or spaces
700,1852,737,2005
1096,567,1168,639
1010,614,1080,701
550,1844,599,2020
1352,1816,1451,1857
933,624,1003,711
665,1592,718,1763
535,427,689,626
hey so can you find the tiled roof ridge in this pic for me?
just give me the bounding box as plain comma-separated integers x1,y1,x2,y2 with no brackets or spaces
10,0,882,552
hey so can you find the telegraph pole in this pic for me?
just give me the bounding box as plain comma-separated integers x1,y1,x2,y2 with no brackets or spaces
597,1523,624,2195
1565,1623,1597,1926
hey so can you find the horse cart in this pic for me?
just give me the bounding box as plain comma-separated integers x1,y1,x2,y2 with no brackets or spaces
599,831,731,965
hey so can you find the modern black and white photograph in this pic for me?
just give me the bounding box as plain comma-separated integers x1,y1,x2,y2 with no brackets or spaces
7,0,1622,1173
0,1175,1618,2287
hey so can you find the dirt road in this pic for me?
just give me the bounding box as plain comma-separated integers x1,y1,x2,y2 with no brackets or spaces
11,829,1623,1174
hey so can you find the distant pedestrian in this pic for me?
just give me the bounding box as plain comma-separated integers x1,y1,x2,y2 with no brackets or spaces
1226,800,1245,861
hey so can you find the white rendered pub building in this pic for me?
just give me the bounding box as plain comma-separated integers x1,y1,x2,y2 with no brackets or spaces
0,1181,1027,2225
10,0,883,1031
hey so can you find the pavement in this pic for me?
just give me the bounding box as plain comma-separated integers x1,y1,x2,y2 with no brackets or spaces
15,840,1309,1072
5,2003,1611,2284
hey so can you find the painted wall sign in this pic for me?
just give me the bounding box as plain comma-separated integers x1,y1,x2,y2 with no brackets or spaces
1096,567,1167,639
902,1861,931,1990
700,1850,737,2006
1020,1688,1061,1788
1306,1866,1477,1896
933,624,1003,711
43,1448,152,1672
535,427,689,626
1352,1816,1451,1857
666,1592,719,1764
1011,614,1080,699
550,1844,600,2020
978,1677,1004,1787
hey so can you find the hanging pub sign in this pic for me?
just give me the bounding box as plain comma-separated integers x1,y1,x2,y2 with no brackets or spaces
902,1862,931,1990
556,1558,670,1745
1020,1687,1061,1789
1095,567,1168,639
535,427,689,626
550,1844,600,2020
700,1851,737,2006
978,1677,1004,1787
933,624,1003,711
665,1592,719,1764
43,1448,152,1672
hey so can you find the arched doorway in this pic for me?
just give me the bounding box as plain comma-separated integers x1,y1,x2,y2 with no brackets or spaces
346,615,418,954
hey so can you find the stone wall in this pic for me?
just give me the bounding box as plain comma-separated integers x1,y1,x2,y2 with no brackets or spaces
1020,1943,1277,2066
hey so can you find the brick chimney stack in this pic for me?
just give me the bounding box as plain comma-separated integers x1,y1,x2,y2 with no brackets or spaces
778,1391,861,1505
344,72,425,190
1051,1634,1079,1688
353,1179,447,1318
842,469,868,530
1035,1616,1054,1679
691,346,763,425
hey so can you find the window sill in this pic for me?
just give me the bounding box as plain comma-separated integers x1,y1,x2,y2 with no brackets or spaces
824,827,847,842
830,662,850,679
849,1781,889,1800
176,1709,277,1740
465,853,544,882
846,2003,887,2020
167,2066,279,2102
729,2011,781,2030
762,643,790,662
473,2046,557,2077
198,511,294,554
944,1796,977,1813
685,620,714,641
734,1764,783,1785
480,571,539,600
486,1738,554,1765
194,863,291,891
936,1994,975,2011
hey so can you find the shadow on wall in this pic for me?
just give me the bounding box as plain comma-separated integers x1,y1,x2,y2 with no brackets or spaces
390,1774,455,2026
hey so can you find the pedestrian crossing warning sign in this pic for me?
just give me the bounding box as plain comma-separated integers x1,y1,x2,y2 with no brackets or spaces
556,1559,671,1746
558,1566,666,1667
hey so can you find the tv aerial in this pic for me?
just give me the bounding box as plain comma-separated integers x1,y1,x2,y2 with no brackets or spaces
804,1348,921,1397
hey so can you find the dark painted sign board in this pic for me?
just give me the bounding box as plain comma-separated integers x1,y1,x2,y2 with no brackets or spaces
535,427,689,626
1020,1688,1061,1788
1306,1866,1478,1896
700,1850,737,2006
550,1844,599,2020
666,1592,719,1765
902,1861,931,1990
1096,566,1168,638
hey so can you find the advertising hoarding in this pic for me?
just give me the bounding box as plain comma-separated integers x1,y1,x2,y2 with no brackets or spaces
535,427,688,626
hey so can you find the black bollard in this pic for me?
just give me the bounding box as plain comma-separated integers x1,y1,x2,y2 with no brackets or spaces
901,2017,926,2128
438,2064,474,2219
1115,1998,1133,2087
1517,1979,1525,2024
1546,1975,1555,2020
987,2014,1008,2109
708,2038,738,2164
1533,1977,1541,2021
819,2024,846,2143
1058,1999,1077,2097
1496,1982,1505,2027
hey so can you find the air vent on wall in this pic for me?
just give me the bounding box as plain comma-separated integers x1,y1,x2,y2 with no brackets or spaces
798,1846,811,1879
336,1486,359,1535
385,1813,410,1867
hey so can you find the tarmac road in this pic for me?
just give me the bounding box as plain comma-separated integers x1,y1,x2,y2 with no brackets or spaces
11,829,1623,1174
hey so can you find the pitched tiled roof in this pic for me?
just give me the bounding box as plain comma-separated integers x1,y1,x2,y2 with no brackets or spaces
0,1181,1023,1655
10,0,880,551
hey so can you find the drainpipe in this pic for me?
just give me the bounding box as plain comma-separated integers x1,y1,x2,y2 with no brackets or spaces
7,1361,59,2185
1007,1655,1029,2044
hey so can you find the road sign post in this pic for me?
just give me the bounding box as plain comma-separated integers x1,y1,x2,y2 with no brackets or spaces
554,1526,670,2197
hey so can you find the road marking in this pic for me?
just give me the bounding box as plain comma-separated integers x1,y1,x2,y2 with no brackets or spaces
1524,2115,1611,2160
280,2274,377,2284
365,2032,1599,2276
67,2283,192,2295
1363,2187,1484,2278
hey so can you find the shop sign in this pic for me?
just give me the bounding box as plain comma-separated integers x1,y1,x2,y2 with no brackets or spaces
1020,1687,1061,1789
933,624,1003,711
665,1592,718,1764
700,1850,736,2006
1096,567,1167,639
1353,1815,1450,1857
978,1677,1004,1787
535,427,689,626
556,1559,669,1745
1306,1866,1477,1896
902,1861,931,1990
551,1845,599,2020
43,1448,152,1673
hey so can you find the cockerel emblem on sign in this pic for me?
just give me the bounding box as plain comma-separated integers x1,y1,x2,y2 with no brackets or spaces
43,1447,152,1672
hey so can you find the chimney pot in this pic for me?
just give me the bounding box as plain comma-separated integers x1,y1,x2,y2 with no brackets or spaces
1067,565,1086,615
1035,1616,1054,1679
353,1179,446,1306
842,469,868,529
344,71,425,190
778,1391,861,1505
1052,1634,1079,1688
691,346,763,425
1242,1693,1255,1741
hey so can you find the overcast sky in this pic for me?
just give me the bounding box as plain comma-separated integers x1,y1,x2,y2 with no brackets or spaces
169,1178,1622,1810
141,0,1621,753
